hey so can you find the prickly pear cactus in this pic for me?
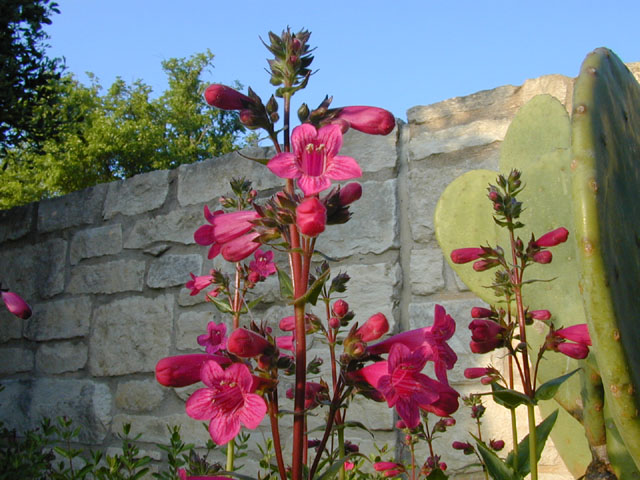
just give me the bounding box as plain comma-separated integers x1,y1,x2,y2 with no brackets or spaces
571,47,640,474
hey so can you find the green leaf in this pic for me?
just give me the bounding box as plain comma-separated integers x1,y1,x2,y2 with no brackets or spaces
316,453,360,480
293,267,330,306
277,266,293,299
534,368,580,402
426,468,449,479
209,296,234,314
491,383,534,409
473,436,523,480
506,409,558,476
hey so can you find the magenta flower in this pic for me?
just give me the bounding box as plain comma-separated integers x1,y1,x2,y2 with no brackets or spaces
546,324,592,359
185,273,214,296
1,291,32,319
373,461,405,477
248,249,276,278
286,381,328,409
204,84,254,110
227,328,273,357
186,360,267,445
267,124,362,196
534,227,569,247
450,247,485,264
155,354,230,388
469,318,506,354
355,312,389,342
330,106,395,135
197,322,228,354
194,207,261,262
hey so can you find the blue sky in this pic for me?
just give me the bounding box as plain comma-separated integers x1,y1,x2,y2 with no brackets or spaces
45,0,640,120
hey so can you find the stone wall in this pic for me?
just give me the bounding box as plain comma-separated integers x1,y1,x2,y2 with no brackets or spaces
4,67,637,478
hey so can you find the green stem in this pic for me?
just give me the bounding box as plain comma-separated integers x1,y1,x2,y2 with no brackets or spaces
510,407,519,472
527,403,538,480
338,423,346,480
226,438,235,472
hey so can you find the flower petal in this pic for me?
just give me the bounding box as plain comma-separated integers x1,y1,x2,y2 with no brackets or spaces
291,124,318,153
316,124,344,157
238,393,267,429
209,412,241,445
324,155,362,181
200,359,225,387
186,388,216,420
267,152,300,179
297,174,332,196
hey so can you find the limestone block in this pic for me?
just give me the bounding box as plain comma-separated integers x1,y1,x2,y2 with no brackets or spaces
0,379,31,432
317,179,398,259
89,294,173,376
103,170,169,219
0,202,34,242
339,126,398,173
25,296,91,341
124,205,203,249
67,259,145,294
0,238,66,298
70,224,122,265
176,310,222,351
177,147,280,207
0,347,33,374
343,393,394,431
35,340,87,373
115,379,166,413
410,248,445,295
408,142,500,244
0,311,23,342
38,184,108,232
147,254,203,289
177,287,207,306
111,413,213,447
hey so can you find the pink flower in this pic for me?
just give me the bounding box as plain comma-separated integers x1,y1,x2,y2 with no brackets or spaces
286,381,328,409
248,249,276,278
185,273,214,296
535,227,569,247
452,441,474,454
194,207,261,262
546,324,592,359
355,313,389,342
155,354,230,387
469,319,506,354
464,367,491,379
204,84,253,110
197,322,228,354
1,291,31,319
555,324,592,346
296,197,326,237
276,334,294,352
343,461,355,471
186,360,267,445
267,124,362,196
227,328,273,357
373,461,405,477
331,106,395,135
279,315,295,331
450,247,485,264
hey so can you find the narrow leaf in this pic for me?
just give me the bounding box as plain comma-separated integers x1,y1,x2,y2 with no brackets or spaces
491,383,534,409
534,368,579,402
277,266,293,299
293,267,330,306
506,409,558,476
473,435,523,480
209,296,234,314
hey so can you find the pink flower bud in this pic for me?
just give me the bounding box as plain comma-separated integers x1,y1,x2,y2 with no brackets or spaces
279,316,295,331
464,367,490,379
338,183,362,206
471,307,493,318
333,106,395,135
450,248,485,264
204,84,253,110
332,299,349,317
557,342,590,359
532,250,553,264
355,313,390,342
296,197,326,237
227,328,273,357
530,309,551,321
535,227,569,247
490,439,505,451
155,354,229,387
1,291,32,319
452,441,474,455
329,317,340,329
469,319,506,353
473,259,497,271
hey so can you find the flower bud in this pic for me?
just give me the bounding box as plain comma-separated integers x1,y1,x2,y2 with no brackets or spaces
338,183,362,206
155,354,229,387
469,319,506,354
530,309,551,321
490,439,505,451
329,317,340,329
204,84,253,110
227,328,273,357
332,299,349,317
535,227,569,247
332,106,395,135
464,367,491,379
452,441,474,455
532,250,553,264
296,197,326,237
471,307,493,318
450,247,485,264
1,291,31,319
355,313,389,342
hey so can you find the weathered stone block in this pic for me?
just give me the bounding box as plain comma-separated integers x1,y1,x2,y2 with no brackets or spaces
124,205,204,249
70,224,122,265
318,179,398,259
25,296,91,341
35,340,87,373
410,248,445,295
0,202,34,242
89,295,173,376
340,126,398,173
0,347,33,374
103,170,169,219
67,259,145,294
177,147,280,207
115,379,165,412
176,311,221,351
111,413,212,447
0,238,66,299
147,254,202,289
0,311,23,342
38,184,108,232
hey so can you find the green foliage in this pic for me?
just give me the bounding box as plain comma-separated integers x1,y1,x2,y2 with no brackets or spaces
0,0,65,155
0,50,251,209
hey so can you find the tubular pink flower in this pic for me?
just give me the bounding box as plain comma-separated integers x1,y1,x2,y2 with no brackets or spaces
450,247,485,264
464,367,491,379
197,322,228,354
355,312,389,342
185,273,214,296
331,106,396,135
204,84,254,110
267,124,362,195
535,227,569,247
227,328,273,357
557,342,590,359
296,197,327,237
1,291,31,319
248,249,276,277
545,324,591,359
555,324,592,346
155,354,230,387
276,334,294,352
194,207,261,262
469,319,506,354
186,360,267,445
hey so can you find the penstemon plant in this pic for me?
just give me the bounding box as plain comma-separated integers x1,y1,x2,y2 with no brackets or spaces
155,28,462,480
448,170,592,480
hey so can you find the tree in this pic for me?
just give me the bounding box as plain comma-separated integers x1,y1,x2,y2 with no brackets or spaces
0,0,64,156
0,50,250,209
